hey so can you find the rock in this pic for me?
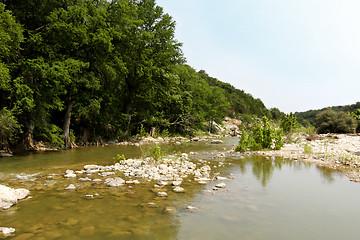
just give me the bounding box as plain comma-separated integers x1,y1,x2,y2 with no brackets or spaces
41,231,63,239
211,140,223,144
157,180,168,186
172,181,182,186
84,165,99,171
105,177,125,187
0,227,15,236
173,186,185,193
215,182,226,188
165,206,176,213
78,177,92,182
216,176,227,180
0,185,30,210
11,233,34,240
59,218,79,227
65,184,76,190
157,192,168,197
79,226,95,236
186,205,198,211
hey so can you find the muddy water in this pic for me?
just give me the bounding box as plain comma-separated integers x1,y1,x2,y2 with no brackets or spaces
1,138,360,240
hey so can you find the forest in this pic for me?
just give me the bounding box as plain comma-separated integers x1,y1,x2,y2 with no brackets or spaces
0,0,273,152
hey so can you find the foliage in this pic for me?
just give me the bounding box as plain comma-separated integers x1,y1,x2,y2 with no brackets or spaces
235,116,284,152
315,109,357,134
0,108,21,149
280,113,298,133
304,144,313,154
348,109,360,132
0,0,275,151
153,145,163,161
295,102,360,126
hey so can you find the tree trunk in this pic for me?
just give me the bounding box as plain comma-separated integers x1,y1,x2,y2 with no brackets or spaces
124,101,133,137
24,118,35,150
63,94,76,149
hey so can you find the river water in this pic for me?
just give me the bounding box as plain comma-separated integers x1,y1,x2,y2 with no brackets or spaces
1,137,360,240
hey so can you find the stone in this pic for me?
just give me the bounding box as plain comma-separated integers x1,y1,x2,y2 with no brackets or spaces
157,180,168,186
65,184,76,190
0,185,30,210
42,231,63,239
0,227,15,236
157,192,168,197
211,140,223,144
216,176,227,180
105,177,125,187
215,182,226,188
12,233,34,240
84,165,99,171
78,177,92,182
64,170,76,178
173,186,185,193
79,226,95,236
186,205,198,211
172,181,182,186
59,218,79,227
165,206,176,213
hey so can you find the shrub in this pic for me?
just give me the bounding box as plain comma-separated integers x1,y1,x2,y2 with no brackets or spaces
315,110,357,134
235,116,284,152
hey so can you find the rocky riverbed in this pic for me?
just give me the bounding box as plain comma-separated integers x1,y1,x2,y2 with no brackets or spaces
0,150,234,239
249,133,360,182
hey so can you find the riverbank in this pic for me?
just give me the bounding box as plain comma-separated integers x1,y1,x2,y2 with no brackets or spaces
249,133,360,182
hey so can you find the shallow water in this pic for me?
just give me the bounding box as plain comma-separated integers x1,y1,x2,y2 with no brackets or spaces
1,138,360,240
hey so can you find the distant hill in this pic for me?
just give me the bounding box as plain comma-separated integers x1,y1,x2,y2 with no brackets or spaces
294,102,360,126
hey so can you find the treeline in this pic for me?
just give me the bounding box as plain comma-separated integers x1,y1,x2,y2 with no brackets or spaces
295,102,360,133
0,0,271,151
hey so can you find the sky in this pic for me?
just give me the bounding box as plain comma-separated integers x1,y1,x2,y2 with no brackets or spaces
156,0,360,113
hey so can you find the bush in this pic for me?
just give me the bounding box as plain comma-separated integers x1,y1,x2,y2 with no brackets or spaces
235,116,284,152
315,110,357,134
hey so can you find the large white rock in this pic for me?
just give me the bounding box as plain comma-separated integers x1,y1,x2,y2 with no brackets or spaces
105,177,125,187
0,227,15,236
0,185,30,210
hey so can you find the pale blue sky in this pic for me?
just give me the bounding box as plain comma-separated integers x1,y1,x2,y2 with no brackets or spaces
156,0,360,113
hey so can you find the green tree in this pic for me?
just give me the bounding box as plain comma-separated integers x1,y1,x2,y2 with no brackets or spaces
316,109,357,134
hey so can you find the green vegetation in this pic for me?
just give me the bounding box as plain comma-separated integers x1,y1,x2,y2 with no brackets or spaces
235,116,284,152
0,0,273,152
315,109,357,134
295,102,360,127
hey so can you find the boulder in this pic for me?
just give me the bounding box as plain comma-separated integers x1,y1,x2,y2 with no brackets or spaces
211,140,223,144
0,227,15,237
0,185,30,210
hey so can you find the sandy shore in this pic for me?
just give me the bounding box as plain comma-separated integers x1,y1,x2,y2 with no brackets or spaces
250,133,360,183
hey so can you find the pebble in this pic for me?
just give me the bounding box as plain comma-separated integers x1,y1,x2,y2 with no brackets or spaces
65,184,76,190
157,192,168,197
215,183,226,188
173,186,185,193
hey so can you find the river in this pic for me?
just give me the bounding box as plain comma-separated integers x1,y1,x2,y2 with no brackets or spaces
1,137,360,240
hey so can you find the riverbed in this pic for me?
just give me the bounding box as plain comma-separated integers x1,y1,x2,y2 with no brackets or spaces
1,137,360,240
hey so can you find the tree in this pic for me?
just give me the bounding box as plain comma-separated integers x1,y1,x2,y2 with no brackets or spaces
316,109,357,134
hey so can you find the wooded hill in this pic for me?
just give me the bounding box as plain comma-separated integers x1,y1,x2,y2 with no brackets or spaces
295,102,360,126
0,0,272,151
